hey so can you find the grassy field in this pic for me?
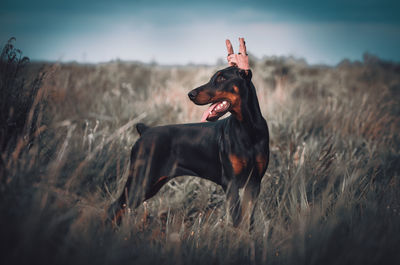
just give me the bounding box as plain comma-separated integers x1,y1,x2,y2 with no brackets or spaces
1,38,399,264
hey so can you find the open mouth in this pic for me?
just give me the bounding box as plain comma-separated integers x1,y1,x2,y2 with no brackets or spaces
201,100,231,122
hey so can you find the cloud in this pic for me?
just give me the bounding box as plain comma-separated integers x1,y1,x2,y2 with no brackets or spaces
1,1,399,64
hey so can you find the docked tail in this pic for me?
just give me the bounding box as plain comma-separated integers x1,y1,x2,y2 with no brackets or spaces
136,123,149,135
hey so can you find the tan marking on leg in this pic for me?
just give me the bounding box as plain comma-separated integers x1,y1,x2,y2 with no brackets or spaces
142,201,149,230
112,207,127,227
154,175,168,186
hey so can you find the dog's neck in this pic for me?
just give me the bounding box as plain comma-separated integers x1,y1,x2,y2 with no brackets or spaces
229,80,267,136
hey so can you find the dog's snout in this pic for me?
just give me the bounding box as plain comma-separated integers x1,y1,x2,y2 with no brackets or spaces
188,90,198,100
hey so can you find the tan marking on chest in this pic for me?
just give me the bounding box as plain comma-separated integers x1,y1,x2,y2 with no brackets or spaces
229,154,247,175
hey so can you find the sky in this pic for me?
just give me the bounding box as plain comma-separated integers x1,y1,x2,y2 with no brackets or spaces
1,0,399,65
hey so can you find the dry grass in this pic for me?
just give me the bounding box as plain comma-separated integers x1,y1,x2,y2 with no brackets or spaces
0,39,399,265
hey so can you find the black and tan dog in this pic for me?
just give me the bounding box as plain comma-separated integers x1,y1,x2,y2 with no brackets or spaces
109,39,269,228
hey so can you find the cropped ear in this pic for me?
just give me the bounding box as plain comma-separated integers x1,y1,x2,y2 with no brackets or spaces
239,69,252,80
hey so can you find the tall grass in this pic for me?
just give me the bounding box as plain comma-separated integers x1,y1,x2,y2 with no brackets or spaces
0,40,399,265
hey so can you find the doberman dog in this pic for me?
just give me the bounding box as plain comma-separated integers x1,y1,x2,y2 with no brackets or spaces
108,38,269,229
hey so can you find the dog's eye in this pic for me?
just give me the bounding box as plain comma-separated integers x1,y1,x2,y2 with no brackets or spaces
216,75,226,83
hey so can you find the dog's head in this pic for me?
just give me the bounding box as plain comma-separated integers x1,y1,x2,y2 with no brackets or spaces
188,66,252,122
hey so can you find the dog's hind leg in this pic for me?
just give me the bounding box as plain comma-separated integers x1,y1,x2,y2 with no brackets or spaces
108,141,173,226
108,169,147,226
108,143,151,225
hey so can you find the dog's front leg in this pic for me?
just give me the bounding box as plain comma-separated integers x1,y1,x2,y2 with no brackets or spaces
240,174,261,231
225,182,241,227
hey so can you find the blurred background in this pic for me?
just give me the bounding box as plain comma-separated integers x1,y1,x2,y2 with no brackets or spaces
1,0,400,65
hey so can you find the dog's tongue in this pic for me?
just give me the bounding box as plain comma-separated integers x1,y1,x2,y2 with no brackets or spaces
201,103,219,122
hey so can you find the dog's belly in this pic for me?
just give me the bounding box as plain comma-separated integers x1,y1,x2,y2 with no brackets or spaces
171,142,223,185
172,165,222,184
